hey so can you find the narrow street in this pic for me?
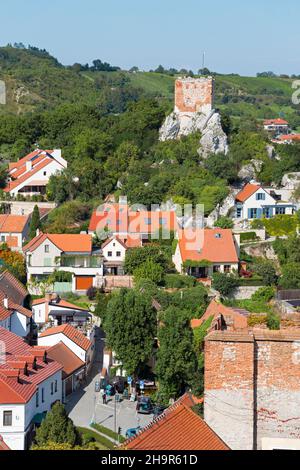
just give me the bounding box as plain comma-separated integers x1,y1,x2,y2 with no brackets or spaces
66,327,153,436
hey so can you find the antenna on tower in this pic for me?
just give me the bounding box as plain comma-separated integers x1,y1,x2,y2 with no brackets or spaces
202,51,205,70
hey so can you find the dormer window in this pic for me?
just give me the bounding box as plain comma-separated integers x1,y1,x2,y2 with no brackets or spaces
215,233,222,239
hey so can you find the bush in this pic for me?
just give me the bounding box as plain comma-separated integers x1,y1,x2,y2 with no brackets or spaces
240,232,258,243
267,311,281,330
214,216,233,229
252,259,277,286
212,273,239,297
87,286,97,300
248,314,268,327
164,274,196,289
251,286,275,302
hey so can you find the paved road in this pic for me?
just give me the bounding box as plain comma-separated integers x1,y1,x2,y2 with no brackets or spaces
66,328,153,436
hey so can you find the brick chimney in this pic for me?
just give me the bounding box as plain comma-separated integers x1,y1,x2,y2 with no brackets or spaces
3,296,8,309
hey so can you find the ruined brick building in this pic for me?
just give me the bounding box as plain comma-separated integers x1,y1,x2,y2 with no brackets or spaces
204,330,300,450
174,77,214,115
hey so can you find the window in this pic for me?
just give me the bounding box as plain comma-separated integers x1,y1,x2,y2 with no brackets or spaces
236,207,242,218
249,208,258,219
224,265,231,273
276,207,286,215
54,380,58,393
213,265,221,273
256,193,265,201
43,171,47,176
107,251,112,257
42,388,45,403
3,411,12,426
51,383,54,395
36,389,39,407
1,236,5,242
116,251,121,257
44,245,50,253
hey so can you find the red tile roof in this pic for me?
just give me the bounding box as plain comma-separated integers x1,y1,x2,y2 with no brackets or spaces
0,291,32,321
0,215,29,233
123,393,229,450
47,342,85,379
39,324,91,351
5,149,64,193
264,118,289,126
178,229,239,264
32,297,88,312
0,435,10,451
0,270,27,305
89,203,178,235
278,134,300,142
191,300,249,330
23,232,92,253
235,183,261,203
0,327,62,404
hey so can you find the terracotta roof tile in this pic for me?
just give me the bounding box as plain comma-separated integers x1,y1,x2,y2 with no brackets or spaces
123,393,229,450
0,215,29,233
0,435,10,451
235,183,261,203
178,229,239,264
0,327,62,404
0,270,27,305
191,300,249,331
23,233,92,253
39,324,91,351
47,342,85,379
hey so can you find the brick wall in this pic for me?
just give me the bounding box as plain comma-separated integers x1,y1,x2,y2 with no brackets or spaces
204,331,300,450
175,77,214,114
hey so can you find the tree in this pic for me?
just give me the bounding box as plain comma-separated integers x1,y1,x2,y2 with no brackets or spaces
124,245,170,274
133,259,164,285
28,205,41,240
214,216,234,229
155,307,198,401
279,263,300,289
34,402,79,448
0,246,26,281
104,289,157,376
212,273,239,297
0,165,8,189
253,259,277,286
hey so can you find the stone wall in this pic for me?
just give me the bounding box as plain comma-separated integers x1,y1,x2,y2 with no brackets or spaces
204,334,254,450
204,331,300,450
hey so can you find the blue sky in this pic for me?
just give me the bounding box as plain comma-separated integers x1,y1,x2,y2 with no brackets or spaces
1,0,299,76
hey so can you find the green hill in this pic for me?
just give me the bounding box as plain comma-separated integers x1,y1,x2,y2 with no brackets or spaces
0,46,299,128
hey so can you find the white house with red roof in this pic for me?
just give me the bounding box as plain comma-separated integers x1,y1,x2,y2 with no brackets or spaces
4,149,67,198
173,228,240,279
0,271,32,339
0,214,30,251
38,324,94,373
31,293,91,327
263,118,289,136
0,327,63,450
235,183,296,220
101,236,141,276
23,232,104,293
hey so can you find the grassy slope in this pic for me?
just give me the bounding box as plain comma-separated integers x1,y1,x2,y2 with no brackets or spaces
0,46,298,125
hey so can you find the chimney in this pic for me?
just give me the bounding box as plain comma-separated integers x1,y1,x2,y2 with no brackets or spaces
3,296,8,309
26,160,33,172
36,228,40,237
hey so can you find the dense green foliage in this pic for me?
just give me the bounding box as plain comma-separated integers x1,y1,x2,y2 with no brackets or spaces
103,288,157,376
33,402,80,448
155,307,198,400
28,205,41,240
212,273,239,297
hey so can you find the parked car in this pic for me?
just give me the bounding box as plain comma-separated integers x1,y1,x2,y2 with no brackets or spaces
111,376,125,393
95,381,101,392
126,427,141,439
136,396,153,414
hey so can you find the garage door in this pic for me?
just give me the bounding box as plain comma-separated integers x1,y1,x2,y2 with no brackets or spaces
75,276,94,291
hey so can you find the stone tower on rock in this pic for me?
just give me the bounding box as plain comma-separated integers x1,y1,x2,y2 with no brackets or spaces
159,77,228,158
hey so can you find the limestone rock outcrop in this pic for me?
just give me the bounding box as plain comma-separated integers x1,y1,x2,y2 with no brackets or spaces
238,159,264,182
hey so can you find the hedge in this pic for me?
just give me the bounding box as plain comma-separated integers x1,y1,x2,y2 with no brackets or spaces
77,427,115,450
164,274,197,288
240,232,258,243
